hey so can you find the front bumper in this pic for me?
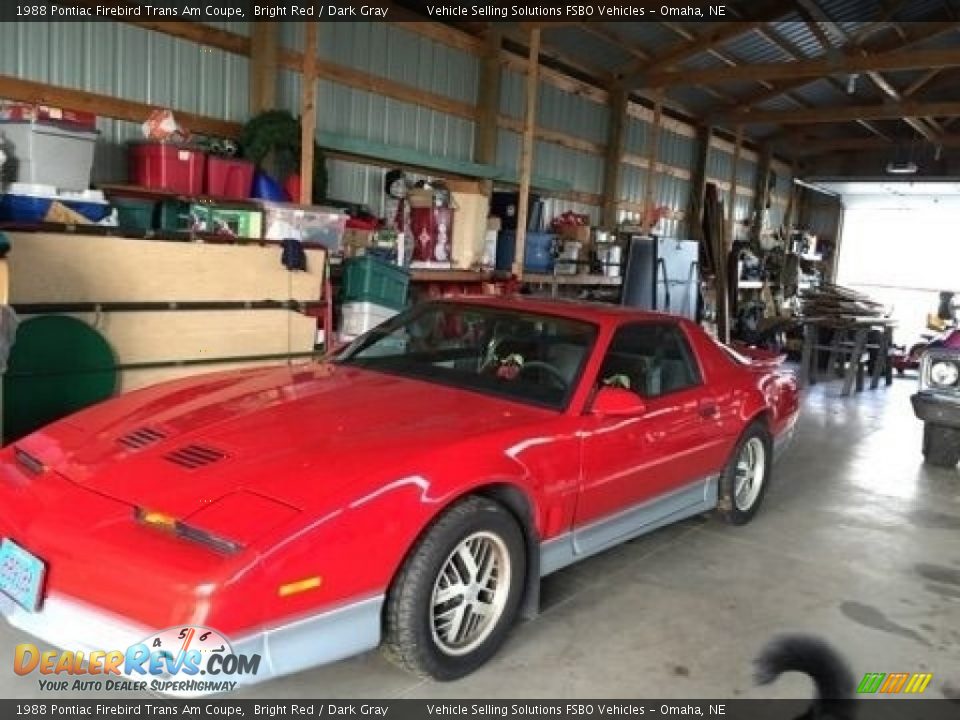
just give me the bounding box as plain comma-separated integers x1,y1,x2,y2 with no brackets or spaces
1,590,383,695
911,392,960,428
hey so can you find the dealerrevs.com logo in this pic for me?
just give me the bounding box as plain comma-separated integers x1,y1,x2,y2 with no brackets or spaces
15,625,260,695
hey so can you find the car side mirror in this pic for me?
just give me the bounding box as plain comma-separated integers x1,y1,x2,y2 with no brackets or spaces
591,387,646,418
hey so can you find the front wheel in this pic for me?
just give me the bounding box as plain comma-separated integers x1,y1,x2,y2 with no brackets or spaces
383,496,526,680
922,423,960,468
716,423,772,525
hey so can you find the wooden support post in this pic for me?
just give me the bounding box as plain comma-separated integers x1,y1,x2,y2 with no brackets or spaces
641,91,664,233
250,23,279,115
300,20,318,205
601,87,628,230
474,27,503,167
513,28,541,279
750,144,773,246
782,159,799,233
688,125,712,242
726,125,743,251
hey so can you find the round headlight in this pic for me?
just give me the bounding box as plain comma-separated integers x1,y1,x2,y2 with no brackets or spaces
930,360,959,387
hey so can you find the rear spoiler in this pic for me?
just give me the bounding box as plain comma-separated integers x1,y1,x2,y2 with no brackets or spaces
728,341,787,368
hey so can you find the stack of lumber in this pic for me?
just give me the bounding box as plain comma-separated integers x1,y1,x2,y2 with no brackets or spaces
800,283,888,321
7,232,326,391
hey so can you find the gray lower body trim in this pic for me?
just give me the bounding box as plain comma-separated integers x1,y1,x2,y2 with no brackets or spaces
773,420,797,461
1,590,383,694
540,475,718,577
230,595,384,687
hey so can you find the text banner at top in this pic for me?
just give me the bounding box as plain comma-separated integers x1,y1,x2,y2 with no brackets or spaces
5,1,790,23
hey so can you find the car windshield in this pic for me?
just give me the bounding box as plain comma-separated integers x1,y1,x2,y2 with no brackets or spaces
335,302,597,410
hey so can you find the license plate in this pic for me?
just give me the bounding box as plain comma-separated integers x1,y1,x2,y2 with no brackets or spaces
0,539,45,612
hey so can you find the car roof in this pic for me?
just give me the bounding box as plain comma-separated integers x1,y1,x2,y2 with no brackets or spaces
436,294,688,328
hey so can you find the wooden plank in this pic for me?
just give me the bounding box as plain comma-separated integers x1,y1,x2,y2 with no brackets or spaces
727,126,743,251
475,28,503,166
641,92,664,233
278,49,476,121
616,0,798,81
688,126,712,242
751,145,773,245
514,28,541,279
602,88,628,229
497,116,605,155
250,23,279,114
0,74,241,139
640,46,960,88
720,99,960,125
40,311,317,393
7,233,326,304
300,19,319,205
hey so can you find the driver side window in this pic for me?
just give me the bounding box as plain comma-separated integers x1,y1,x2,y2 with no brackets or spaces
598,322,702,398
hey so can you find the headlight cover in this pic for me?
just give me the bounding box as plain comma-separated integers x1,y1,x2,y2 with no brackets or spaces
930,360,960,387
921,353,960,393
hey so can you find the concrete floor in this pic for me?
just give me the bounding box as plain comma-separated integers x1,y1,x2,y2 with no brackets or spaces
3,376,959,700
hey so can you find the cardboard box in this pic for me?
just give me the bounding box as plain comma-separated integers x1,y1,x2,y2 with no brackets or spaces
558,224,592,246
342,228,376,258
451,192,491,270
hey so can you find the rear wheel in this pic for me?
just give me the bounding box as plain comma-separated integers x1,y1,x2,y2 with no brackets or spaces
383,496,526,680
717,423,772,525
922,423,960,468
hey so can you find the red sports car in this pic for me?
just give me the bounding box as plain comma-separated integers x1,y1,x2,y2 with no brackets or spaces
0,297,798,685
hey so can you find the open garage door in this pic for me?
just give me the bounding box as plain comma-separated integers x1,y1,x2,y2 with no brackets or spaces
811,180,960,344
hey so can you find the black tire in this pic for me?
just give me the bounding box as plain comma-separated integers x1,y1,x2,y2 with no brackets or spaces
382,495,526,680
922,423,960,468
716,422,773,525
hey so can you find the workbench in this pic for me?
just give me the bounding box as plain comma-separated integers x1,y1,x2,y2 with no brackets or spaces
799,316,896,396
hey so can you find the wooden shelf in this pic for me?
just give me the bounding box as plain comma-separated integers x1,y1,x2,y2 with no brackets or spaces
409,269,495,283
524,273,622,287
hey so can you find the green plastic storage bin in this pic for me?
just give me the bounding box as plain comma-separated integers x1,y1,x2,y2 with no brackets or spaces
342,256,410,310
158,199,192,233
113,197,157,232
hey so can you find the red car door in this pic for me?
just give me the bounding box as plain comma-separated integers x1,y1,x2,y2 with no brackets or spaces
572,321,721,556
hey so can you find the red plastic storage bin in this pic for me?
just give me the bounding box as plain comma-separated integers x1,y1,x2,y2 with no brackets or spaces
205,156,255,199
128,141,206,195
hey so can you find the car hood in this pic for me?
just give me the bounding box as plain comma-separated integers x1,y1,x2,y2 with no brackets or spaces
23,363,552,516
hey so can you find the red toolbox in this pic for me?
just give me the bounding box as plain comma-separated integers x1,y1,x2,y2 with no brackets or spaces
128,141,206,195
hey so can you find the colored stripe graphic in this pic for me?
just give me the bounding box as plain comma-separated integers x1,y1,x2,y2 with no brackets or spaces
880,672,909,693
858,672,932,694
857,673,885,694
904,673,933,694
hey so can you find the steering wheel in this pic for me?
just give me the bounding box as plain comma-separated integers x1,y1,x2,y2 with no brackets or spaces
516,361,569,391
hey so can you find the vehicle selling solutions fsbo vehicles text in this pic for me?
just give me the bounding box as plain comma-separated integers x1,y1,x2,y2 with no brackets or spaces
254,5,390,17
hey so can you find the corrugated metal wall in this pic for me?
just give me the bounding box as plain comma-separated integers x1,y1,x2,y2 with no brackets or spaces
0,20,796,239
277,21,479,209
0,22,249,183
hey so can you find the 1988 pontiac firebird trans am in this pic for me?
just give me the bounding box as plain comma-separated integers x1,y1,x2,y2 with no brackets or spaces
0,297,798,686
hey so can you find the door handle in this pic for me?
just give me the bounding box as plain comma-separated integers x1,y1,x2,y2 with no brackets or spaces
698,400,717,418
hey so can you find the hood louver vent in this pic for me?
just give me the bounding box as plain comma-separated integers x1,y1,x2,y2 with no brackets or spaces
164,445,226,470
14,448,44,475
118,427,167,451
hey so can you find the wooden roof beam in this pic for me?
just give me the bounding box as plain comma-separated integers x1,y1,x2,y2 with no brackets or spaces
784,133,960,156
717,99,960,125
614,0,798,85
637,45,960,87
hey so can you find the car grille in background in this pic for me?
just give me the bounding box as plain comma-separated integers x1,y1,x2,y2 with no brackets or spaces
14,448,44,475
164,444,226,470
118,427,167,451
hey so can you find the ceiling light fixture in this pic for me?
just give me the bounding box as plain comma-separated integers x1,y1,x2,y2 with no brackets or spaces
885,160,918,174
